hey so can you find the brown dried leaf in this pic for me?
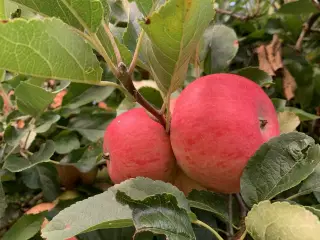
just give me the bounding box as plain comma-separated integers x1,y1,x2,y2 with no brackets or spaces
266,35,283,72
283,67,297,100
256,45,276,76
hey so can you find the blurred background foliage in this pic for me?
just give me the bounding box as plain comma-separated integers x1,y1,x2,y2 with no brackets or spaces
1,0,320,239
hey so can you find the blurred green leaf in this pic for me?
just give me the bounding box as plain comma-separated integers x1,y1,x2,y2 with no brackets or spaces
53,131,80,154
4,140,55,172
4,125,28,147
60,142,102,172
117,192,196,240
0,181,6,219
246,201,320,240
283,107,320,121
241,132,320,207
35,112,60,133
277,0,318,15
64,85,115,109
298,165,320,198
235,67,273,87
2,213,45,240
68,112,115,142
188,190,239,226
15,82,55,117
133,80,163,108
21,163,60,201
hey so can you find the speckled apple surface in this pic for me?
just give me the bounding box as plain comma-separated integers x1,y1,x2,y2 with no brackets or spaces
104,108,176,183
170,73,280,193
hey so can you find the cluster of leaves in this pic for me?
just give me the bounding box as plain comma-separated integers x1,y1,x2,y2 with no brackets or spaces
0,0,320,239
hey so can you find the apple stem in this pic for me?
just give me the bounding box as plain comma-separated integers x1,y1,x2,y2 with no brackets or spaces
227,194,234,240
117,63,166,127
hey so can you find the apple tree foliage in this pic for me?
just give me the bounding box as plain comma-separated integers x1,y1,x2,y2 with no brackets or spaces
0,0,320,239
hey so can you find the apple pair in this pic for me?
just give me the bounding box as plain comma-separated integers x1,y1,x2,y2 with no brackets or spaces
103,74,280,194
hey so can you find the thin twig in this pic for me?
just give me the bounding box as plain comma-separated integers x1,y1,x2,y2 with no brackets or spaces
235,193,248,219
215,8,261,21
128,31,145,75
295,13,320,51
227,195,234,240
103,23,123,65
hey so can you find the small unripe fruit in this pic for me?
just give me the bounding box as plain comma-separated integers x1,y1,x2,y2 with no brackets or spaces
104,108,176,183
170,73,280,193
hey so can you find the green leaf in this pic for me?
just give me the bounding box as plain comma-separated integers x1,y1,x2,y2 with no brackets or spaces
42,177,189,239
277,0,318,15
129,0,156,17
298,164,320,197
21,163,60,201
42,186,133,239
0,18,102,83
241,132,320,207
4,140,55,172
246,201,320,240
15,82,55,117
68,112,115,142
35,112,60,133
0,181,6,219
140,0,214,93
123,2,141,53
235,67,273,87
117,192,196,240
60,142,102,172
116,177,190,212
53,131,80,154
278,111,300,133
2,213,45,240
64,85,115,109
283,107,320,121
4,125,28,147
204,24,238,74
272,98,287,112
12,0,104,32
133,80,163,108
188,190,238,226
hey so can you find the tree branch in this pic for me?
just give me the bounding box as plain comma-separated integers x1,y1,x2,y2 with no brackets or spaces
117,63,166,127
312,0,320,11
295,13,320,51
215,1,261,21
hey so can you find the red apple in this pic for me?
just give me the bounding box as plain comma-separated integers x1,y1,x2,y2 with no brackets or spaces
104,108,176,183
170,73,280,193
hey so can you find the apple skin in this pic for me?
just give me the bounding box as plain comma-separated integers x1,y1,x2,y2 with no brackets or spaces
104,108,176,184
26,203,78,240
170,73,280,193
